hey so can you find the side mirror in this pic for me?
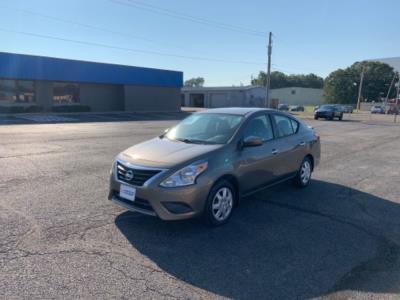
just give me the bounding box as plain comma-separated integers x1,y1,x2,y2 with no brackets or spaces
242,136,263,148
159,128,170,138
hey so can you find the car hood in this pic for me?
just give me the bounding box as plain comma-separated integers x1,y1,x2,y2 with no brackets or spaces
119,137,223,168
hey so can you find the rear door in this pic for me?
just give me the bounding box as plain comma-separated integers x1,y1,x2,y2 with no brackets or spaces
333,106,341,117
270,113,306,176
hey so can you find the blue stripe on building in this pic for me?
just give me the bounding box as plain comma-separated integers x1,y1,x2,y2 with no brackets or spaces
0,52,183,88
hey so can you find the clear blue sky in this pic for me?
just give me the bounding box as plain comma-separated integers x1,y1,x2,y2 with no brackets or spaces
0,0,398,86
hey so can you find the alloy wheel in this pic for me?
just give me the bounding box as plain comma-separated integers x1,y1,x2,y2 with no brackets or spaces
300,160,311,184
212,187,233,222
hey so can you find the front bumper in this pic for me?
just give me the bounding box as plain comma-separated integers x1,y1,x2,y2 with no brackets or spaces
108,160,214,221
315,112,333,118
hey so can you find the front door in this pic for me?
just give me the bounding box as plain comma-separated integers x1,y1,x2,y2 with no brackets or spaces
235,114,280,194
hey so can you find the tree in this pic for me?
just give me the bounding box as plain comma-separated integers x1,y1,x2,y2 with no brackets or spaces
251,71,323,89
323,61,397,104
184,77,205,87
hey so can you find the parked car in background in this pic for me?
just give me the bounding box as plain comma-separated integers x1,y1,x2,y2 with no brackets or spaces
371,105,385,114
109,107,320,226
387,105,399,115
334,105,344,113
278,104,289,111
290,105,305,112
341,105,353,113
314,105,343,120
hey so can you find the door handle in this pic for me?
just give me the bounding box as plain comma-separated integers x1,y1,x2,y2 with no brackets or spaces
271,149,278,155
299,141,306,146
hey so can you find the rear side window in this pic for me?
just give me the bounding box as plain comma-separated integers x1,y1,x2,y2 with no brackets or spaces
272,114,295,137
290,119,299,133
243,114,274,142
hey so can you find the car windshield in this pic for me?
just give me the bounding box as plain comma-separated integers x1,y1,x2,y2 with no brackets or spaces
320,105,335,110
164,113,243,144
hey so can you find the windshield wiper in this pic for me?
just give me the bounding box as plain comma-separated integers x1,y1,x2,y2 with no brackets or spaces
176,138,204,144
177,138,221,145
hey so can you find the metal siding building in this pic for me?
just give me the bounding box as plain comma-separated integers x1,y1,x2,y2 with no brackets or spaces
181,86,323,108
181,86,266,108
0,52,183,112
270,87,323,106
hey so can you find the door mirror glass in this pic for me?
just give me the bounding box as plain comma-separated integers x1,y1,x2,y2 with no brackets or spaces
243,136,263,147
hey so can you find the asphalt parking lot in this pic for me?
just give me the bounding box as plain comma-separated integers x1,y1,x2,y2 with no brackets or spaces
0,112,399,299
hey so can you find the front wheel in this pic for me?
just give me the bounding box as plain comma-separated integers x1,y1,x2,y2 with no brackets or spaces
293,157,312,188
203,180,236,226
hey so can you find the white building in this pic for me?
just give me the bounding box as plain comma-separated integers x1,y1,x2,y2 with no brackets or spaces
270,87,323,106
372,57,400,72
181,86,323,108
181,86,266,108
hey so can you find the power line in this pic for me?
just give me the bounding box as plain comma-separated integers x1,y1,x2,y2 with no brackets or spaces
0,5,188,51
0,27,266,65
109,0,268,37
272,64,321,74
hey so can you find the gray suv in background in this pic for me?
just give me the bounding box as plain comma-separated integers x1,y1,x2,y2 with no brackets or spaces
109,107,320,226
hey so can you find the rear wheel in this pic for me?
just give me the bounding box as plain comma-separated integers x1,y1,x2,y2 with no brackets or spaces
338,114,343,121
203,180,236,226
293,157,312,188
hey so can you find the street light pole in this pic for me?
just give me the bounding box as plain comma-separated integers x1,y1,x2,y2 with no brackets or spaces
385,73,397,109
395,77,400,123
356,66,365,111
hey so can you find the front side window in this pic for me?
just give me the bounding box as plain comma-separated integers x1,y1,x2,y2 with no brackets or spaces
243,114,274,142
53,82,80,104
273,114,295,137
0,80,35,104
165,113,243,144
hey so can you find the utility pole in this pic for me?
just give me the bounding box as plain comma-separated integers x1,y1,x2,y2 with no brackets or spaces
395,76,400,123
265,32,272,108
356,66,365,111
385,73,397,108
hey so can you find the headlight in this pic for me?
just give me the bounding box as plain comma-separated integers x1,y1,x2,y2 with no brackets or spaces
160,161,208,187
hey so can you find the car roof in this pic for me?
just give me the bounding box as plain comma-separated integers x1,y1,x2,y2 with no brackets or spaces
197,107,273,116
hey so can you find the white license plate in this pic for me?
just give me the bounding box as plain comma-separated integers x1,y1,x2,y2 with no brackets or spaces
119,184,136,202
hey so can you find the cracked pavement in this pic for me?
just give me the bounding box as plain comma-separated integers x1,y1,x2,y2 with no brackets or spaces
0,113,399,299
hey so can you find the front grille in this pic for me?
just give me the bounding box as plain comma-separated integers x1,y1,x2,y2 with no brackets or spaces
116,162,161,186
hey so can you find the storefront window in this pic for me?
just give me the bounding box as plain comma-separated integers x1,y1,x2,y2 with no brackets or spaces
53,82,80,104
16,81,35,102
0,79,35,103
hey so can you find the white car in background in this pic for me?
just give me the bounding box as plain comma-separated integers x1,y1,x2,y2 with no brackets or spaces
370,105,385,114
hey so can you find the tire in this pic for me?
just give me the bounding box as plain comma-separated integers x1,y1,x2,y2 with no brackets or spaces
293,157,312,188
203,180,236,226
314,115,318,120
338,114,343,121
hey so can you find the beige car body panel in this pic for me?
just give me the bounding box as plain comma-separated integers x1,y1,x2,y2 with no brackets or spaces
108,108,321,220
